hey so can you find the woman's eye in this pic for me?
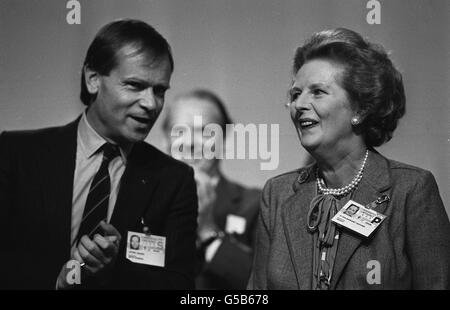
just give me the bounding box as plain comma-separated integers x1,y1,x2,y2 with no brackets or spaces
312,89,326,97
290,90,302,102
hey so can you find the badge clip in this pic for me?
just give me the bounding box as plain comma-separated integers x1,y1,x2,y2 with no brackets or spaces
366,194,390,210
141,217,151,235
375,194,390,204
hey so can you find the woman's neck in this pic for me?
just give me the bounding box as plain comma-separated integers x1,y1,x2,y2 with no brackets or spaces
314,146,368,189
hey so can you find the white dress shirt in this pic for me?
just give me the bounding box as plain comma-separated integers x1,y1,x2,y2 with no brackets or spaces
70,113,129,251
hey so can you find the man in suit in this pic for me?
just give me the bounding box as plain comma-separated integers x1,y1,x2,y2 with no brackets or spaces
0,19,198,289
162,89,260,289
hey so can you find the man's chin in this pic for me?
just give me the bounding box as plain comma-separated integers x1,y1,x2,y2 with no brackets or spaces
115,130,150,146
129,132,150,143
189,159,217,174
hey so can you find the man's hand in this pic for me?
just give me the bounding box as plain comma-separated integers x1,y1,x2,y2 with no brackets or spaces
56,221,121,289
74,221,121,276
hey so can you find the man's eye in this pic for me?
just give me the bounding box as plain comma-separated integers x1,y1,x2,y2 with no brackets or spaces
153,86,167,98
126,82,145,91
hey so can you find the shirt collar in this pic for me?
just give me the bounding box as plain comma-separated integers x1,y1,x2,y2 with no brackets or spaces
77,111,130,163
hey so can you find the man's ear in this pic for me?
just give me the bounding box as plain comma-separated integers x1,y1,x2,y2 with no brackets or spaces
84,65,100,95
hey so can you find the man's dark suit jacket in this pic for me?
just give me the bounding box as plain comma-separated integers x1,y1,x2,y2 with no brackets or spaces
196,177,260,289
0,118,198,289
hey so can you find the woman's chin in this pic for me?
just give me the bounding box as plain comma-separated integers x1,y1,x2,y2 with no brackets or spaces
300,138,318,152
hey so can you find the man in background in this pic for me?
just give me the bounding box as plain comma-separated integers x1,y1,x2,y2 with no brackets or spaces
162,89,260,289
0,19,197,289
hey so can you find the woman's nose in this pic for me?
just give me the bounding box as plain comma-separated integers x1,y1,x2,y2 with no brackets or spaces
293,93,311,111
287,93,310,112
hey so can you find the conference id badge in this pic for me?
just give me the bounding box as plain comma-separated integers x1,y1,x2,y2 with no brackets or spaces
126,231,166,267
331,200,386,238
225,214,247,234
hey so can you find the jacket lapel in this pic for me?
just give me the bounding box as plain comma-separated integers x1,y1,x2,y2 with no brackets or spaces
330,150,391,289
281,166,316,289
110,143,161,237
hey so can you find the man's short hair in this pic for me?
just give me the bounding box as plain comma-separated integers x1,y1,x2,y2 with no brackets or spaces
162,89,233,134
80,19,174,106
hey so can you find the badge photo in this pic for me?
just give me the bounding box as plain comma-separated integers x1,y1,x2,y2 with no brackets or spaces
126,231,166,267
225,214,247,234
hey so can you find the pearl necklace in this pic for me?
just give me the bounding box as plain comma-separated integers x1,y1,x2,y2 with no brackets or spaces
317,150,369,197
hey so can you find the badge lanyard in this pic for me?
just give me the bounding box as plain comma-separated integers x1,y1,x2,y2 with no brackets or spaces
311,187,356,290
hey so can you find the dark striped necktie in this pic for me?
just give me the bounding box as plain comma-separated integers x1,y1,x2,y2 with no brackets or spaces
76,143,120,244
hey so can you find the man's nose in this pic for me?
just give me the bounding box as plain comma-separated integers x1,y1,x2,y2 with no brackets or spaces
139,88,158,110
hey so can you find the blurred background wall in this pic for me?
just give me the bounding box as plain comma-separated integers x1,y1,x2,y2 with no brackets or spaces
0,0,449,216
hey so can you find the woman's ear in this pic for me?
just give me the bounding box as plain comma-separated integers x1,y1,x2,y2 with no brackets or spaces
83,65,100,95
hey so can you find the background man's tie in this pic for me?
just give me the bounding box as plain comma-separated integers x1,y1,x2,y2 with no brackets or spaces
76,143,120,243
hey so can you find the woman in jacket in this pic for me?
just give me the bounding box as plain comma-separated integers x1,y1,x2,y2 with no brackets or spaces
248,28,450,290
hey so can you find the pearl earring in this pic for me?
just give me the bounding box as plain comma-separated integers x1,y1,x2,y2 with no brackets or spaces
351,116,360,126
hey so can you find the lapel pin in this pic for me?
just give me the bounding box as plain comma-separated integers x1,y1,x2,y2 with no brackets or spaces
375,194,390,204
297,170,309,184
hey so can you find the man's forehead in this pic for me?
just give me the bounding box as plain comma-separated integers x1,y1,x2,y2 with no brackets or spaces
114,45,172,75
171,98,223,122
118,45,153,62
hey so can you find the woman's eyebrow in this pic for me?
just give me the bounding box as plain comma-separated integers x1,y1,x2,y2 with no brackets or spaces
309,82,330,89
